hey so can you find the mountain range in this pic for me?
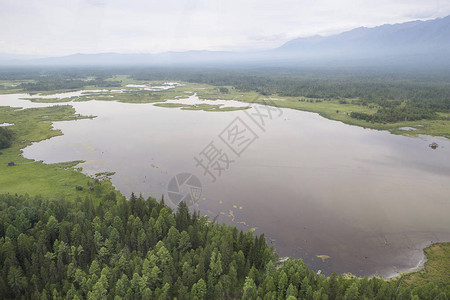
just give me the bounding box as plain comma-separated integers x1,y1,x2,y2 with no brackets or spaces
1,15,449,67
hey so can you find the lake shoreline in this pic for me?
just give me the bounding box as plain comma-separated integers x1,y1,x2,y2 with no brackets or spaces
384,241,431,279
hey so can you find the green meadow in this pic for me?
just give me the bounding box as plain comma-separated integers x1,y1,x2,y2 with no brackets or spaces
0,105,118,202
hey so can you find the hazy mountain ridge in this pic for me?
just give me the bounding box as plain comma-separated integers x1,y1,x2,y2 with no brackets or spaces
1,15,449,67
279,15,450,55
0,51,239,66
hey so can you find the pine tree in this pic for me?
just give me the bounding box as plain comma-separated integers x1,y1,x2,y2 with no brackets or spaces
191,278,207,300
242,276,257,300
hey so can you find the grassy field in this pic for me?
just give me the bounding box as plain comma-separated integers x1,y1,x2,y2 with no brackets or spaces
190,83,450,138
154,102,249,111
401,242,450,288
0,105,119,202
0,79,40,94
260,97,450,139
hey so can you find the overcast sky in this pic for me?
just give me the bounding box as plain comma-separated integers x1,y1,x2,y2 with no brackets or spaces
1,0,449,56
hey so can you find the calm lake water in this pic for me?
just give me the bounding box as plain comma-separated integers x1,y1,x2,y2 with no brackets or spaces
3,93,450,277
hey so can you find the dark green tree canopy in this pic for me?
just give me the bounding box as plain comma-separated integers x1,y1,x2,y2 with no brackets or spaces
0,193,447,299
0,127,13,150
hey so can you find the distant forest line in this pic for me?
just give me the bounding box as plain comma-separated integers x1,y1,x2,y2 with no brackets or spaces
1,67,449,124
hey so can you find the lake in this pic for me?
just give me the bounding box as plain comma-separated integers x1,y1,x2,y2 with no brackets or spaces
3,92,450,277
